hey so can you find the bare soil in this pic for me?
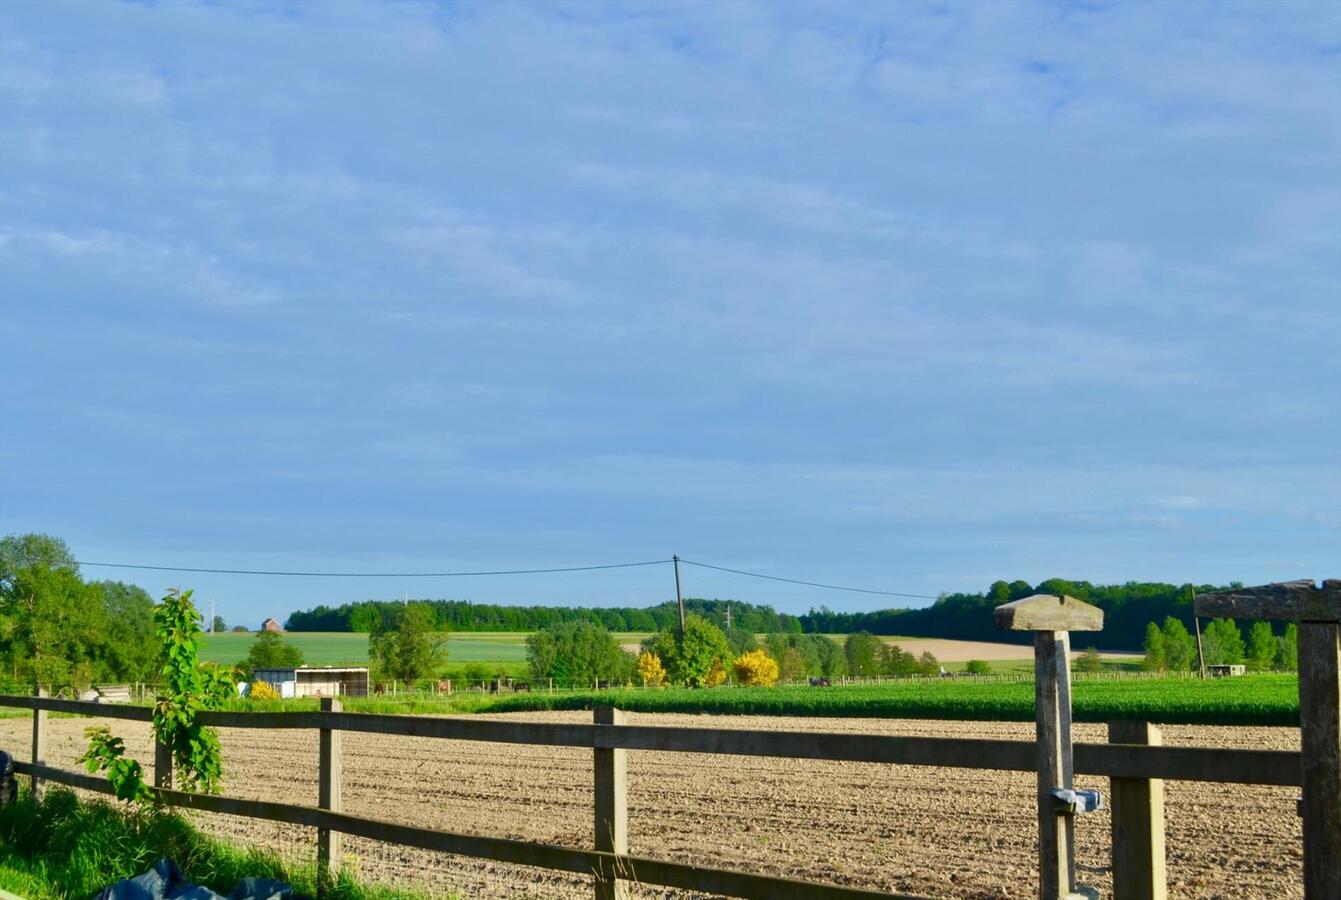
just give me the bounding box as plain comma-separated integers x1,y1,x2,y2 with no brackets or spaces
2,712,1301,899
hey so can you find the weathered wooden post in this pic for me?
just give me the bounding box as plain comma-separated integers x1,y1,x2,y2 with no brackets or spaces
154,722,173,790
1196,579,1340,899
995,594,1104,899
318,697,343,895
593,706,628,900
1108,721,1166,900
31,686,47,802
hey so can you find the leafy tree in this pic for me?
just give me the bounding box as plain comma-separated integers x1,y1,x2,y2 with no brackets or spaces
724,625,757,656
1275,624,1298,671
1246,621,1276,671
844,632,883,676
964,659,991,675
368,602,446,682
211,615,227,633
880,643,920,676
92,580,158,683
1078,646,1103,674
230,625,249,633
244,631,304,670
642,615,733,687
637,651,667,687
526,621,631,684
777,647,806,681
1143,622,1166,671
1161,617,1197,671
0,561,104,688
1203,619,1245,666
918,651,940,676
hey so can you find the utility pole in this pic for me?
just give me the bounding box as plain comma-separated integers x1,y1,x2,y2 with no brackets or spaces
210,597,215,634
726,602,732,630
1191,587,1206,678
673,555,686,636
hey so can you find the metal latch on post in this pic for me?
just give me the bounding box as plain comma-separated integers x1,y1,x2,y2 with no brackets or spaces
1051,788,1103,815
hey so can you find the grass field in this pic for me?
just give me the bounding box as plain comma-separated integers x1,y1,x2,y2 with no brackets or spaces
199,631,534,666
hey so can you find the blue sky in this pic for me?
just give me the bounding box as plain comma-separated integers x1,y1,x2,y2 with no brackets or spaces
2,1,1338,627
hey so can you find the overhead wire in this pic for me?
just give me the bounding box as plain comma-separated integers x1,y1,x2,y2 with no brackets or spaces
73,555,936,599
73,559,672,578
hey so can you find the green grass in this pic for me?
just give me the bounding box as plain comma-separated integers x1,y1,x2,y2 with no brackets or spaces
199,631,532,667
0,788,428,900
409,674,1301,726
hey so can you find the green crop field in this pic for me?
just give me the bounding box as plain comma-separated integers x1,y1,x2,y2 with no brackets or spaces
429,673,1301,726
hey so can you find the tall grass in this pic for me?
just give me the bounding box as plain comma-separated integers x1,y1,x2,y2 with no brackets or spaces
0,788,426,900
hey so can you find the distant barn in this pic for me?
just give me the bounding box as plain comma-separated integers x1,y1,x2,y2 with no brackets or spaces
260,617,282,632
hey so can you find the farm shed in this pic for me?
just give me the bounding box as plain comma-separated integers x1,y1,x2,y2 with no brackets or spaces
251,666,369,698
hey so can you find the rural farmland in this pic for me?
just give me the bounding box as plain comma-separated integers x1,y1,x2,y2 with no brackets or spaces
2,710,1301,899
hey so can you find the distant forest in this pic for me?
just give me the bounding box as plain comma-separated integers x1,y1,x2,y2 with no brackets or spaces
285,579,1241,650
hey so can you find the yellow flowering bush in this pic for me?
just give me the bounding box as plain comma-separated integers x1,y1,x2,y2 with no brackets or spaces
732,649,779,686
249,679,280,701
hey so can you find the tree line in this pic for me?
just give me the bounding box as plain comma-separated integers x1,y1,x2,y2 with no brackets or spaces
801,578,1245,650
284,597,802,635
285,578,1259,651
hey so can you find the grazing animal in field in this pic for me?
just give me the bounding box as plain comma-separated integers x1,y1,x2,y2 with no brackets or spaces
809,677,832,687
513,682,531,693
436,680,451,693
489,679,502,694
374,683,386,696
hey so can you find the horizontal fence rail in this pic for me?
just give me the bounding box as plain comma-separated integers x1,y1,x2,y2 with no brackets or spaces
12,760,910,900
0,695,1303,787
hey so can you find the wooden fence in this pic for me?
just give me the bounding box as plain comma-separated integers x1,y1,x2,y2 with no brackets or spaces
0,690,1309,900
4,579,1338,899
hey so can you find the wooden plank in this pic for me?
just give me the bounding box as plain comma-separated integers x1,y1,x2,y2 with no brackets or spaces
1108,722,1166,900
1034,630,1076,898
995,595,1103,632
1074,744,1300,786
318,698,343,895
13,761,920,900
0,694,153,720
593,707,628,900
31,687,47,802
1297,621,1341,898
1195,580,1341,622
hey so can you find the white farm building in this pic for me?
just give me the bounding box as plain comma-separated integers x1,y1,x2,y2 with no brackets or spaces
250,666,370,698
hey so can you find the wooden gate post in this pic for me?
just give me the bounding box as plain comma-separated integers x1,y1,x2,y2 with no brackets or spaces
31,686,47,802
318,697,343,895
996,594,1104,899
154,730,173,790
593,706,628,900
1108,722,1166,900
1197,580,1340,899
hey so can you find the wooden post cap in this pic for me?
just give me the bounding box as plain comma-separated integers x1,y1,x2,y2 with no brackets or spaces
994,594,1104,632
1195,580,1341,622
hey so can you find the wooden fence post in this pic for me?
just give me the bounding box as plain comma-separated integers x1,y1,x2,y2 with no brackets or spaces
318,697,343,895
1109,722,1166,900
1196,579,1340,899
31,686,47,802
1298,620,1340,899
154,730,173,790
593,706,627,900
996,593,1104,900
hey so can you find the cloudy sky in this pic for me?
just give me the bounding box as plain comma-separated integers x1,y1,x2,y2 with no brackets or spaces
2,1,1338,625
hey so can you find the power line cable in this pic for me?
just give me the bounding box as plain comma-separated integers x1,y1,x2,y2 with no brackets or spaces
679,558,938,600
73,559,672,578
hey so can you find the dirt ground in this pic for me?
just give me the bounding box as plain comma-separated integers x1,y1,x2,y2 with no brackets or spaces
2,711,1301,899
